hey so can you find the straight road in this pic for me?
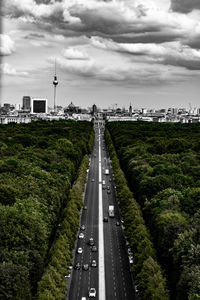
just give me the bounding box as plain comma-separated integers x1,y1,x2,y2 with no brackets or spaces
68,121,136,300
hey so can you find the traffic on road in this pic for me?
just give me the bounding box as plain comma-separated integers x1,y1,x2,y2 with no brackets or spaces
68,121,136,300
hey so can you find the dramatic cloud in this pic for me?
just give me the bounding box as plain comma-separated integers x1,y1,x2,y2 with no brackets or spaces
171,0,200,13
2,0,200,108
3,0,200,50
62,47,89,60
0,63,28,76
24,33,45,39
0,34,15,56
54,50,198,85
91,36,200,69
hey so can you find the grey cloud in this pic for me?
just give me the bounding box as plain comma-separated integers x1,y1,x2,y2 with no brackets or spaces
24,33,45,39
2,0,177,43
110,32,181,45
184,35,200,50
163,58,200,70
171,0,200,13
34,0,62,3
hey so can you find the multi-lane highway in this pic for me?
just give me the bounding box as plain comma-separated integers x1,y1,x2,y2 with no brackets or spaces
68,121,136,300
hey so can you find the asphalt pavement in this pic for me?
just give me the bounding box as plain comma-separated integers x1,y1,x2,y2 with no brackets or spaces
68,122,136,300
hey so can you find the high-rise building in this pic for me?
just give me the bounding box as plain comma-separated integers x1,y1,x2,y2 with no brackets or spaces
22,96,31,111
3,103,11,111
92,104,97,115
129,103,132,116
31,98,48,114
53,60,58,113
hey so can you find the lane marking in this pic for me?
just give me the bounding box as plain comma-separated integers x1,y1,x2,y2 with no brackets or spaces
98,125,106,300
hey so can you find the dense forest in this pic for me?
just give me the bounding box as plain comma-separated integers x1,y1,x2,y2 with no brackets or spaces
106,121,200,300
105,129,169,300
0,120,94,299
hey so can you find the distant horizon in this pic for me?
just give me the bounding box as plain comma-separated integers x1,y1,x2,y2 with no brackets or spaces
1,98,199,111
1,0,200,109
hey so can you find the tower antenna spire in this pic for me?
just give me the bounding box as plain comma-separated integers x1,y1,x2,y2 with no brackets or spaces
53,58,58,113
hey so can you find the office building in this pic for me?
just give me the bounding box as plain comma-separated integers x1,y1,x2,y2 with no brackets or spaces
31,98,48,114
22,96,31,111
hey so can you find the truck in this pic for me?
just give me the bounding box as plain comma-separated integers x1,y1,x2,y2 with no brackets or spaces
105,169,109,175
108,205,114,217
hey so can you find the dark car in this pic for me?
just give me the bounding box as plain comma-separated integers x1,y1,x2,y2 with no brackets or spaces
103,217,108,222
80,225,86,230
83,206,87,210
91,245,97,252
88,238,94,246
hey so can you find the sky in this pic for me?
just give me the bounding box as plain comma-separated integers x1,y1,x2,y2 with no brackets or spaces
1,0,200,109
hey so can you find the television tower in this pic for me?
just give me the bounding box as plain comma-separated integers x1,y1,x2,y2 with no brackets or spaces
53,59,58,113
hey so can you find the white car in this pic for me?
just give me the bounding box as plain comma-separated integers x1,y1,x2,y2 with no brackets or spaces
77,247,83,254
89,287,96,298
91,260,97,267
78,232,84,239
129,256,133,264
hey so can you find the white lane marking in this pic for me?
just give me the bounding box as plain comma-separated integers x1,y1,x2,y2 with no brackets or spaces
98,126,106,300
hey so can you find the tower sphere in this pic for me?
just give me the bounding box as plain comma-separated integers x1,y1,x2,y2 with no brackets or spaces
53,76,58,86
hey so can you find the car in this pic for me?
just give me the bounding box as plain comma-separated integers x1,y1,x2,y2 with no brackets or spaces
107,186,110,190
91,260,97,267
91,245,97,252
78,232,84,239
92,178,95,182
129,257,133,264
74,262,81,270
88,238,94,246
107,190,111,194
116,221,120,226
125,240,130,246
128,248,133,255
83,206,87,210
109,178,112,182
77,247,83,254
89,287,96,298
135,286,139,294
81,297,87,300
82,264,89,271
103,216,108,222
80,225,86,230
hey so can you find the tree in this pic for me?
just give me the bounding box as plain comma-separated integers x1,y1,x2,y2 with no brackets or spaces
0,263,31,300
0,184,20,205
137,256,169,300
182,188,200,216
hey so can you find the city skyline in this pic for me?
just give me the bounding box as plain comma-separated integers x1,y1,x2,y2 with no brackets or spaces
1,0,200,109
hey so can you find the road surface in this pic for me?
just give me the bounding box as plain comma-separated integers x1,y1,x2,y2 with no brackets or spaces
68,122,136,300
